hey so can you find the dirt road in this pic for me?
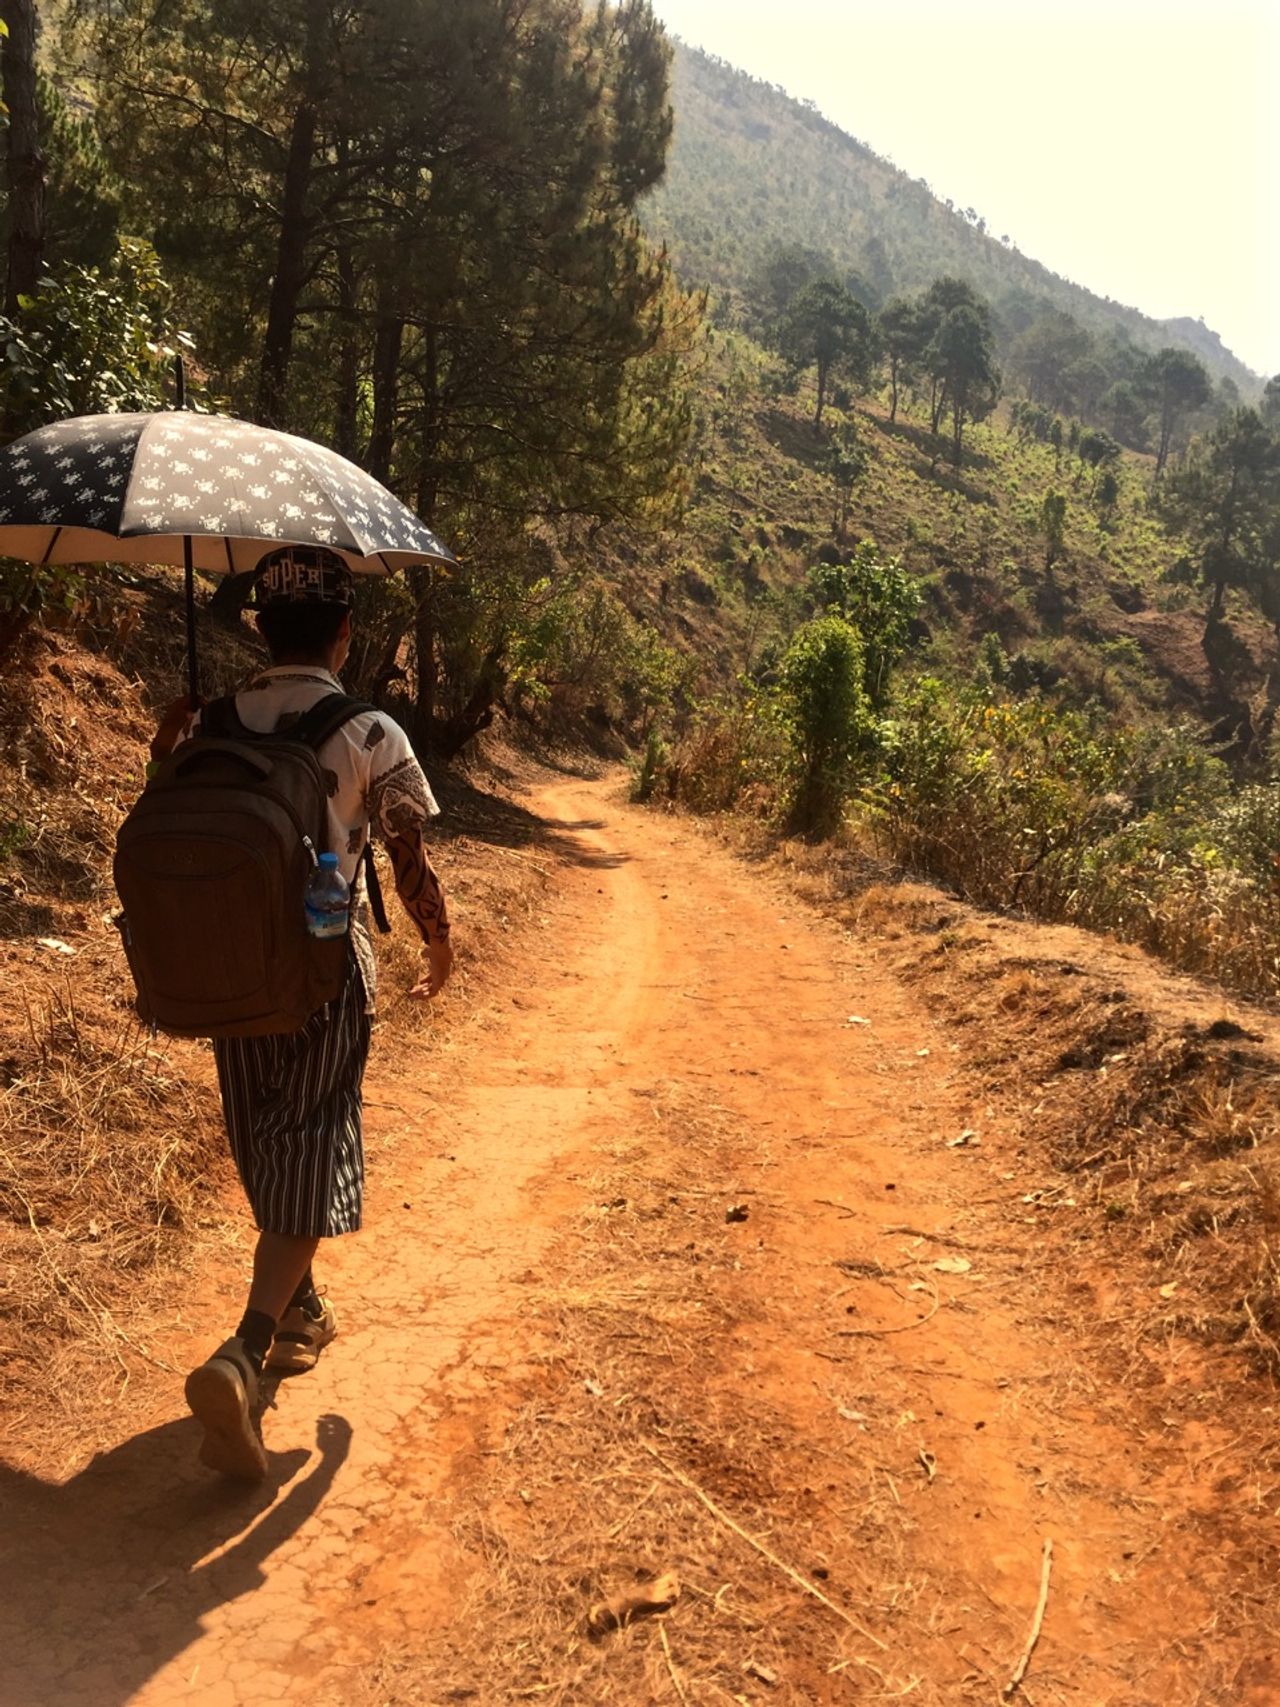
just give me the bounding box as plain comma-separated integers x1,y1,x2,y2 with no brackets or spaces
2,774,1274,1705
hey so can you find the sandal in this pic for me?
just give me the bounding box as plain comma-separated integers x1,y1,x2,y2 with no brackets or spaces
267,1297,338,1373
184,1338,268,1480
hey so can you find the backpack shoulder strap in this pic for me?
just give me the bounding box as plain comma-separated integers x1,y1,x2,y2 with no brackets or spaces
289,692,394,936
199,695,252,740
290,692,378,754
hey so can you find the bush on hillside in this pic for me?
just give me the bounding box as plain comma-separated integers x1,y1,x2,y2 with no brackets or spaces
0,240,198,669
776,614,874,833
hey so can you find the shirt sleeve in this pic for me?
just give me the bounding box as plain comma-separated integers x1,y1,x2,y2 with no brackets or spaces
362,715,440,839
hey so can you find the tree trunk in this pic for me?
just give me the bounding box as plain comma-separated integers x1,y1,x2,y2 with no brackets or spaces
415,323,441,520
813,356,827,427
411,326,442,724
256,94,317,427
1154,412,1173,481
412,564,436,729
366,298,403,483
930,377,947,437
888,356,899,425
951,403,963,468
2,0,45,318
332,156,359,459
431,644,506,759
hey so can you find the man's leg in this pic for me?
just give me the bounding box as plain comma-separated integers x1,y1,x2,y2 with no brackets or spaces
190,967,367,1476
234,1231,321,1372
248,1231,321,1324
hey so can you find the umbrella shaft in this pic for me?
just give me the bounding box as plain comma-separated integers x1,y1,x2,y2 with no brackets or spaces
183,536,200,705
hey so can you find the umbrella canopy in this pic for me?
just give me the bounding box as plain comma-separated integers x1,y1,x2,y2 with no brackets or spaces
0,411,455,574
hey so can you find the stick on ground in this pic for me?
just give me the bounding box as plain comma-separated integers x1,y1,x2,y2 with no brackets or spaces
643,1441,888,1653
835,1280,941,1339
1004,1536,1054,1698
658,1623,692,1705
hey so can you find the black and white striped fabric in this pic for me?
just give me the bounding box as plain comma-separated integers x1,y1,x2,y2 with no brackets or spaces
213,959,371,1238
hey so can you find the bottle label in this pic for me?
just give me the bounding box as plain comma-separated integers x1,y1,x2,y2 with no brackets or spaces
306,905,349,940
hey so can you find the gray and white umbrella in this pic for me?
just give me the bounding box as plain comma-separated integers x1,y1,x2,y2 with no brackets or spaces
0,411,454,573
0,410,456,696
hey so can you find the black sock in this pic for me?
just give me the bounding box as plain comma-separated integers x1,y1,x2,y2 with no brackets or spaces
236,1308,277,1372
289,1268,322,1319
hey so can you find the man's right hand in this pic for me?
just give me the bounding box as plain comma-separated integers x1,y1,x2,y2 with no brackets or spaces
410,937,454,1001
150,695,196,762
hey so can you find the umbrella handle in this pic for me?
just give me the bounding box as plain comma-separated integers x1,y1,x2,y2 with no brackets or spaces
183,535,200,705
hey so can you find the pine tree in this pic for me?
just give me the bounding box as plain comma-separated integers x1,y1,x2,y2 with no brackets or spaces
1161,409,1280,625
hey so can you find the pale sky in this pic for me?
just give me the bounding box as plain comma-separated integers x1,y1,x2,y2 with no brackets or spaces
650,0,1280,379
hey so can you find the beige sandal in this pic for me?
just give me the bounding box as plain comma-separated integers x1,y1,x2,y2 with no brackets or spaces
267,1297,338,1373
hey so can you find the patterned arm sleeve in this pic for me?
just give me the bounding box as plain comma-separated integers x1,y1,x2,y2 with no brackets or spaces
385,826,451,945
363,720,449,944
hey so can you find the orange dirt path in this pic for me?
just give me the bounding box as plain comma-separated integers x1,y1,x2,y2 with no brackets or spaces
1,774,1272,1705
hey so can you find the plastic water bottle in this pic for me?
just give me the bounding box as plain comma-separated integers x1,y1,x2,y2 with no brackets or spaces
304,852,350,939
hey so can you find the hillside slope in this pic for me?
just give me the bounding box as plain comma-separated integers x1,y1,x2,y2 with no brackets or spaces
643,44,1261,394
606,332,1270,737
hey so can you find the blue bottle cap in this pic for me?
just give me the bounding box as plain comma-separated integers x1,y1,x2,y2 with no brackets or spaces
318,852,339,868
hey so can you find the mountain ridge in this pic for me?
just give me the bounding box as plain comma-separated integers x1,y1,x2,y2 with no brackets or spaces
644,42,1261,393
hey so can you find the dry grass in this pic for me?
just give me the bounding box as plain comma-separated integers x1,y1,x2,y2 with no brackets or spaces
0,620,244,1449
355,1090,958,1707
0,970,225,1430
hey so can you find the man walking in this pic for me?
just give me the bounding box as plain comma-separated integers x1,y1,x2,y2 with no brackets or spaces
151,545,452,1478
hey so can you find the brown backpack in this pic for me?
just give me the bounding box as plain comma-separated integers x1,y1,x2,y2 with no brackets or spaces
114,693,377,1038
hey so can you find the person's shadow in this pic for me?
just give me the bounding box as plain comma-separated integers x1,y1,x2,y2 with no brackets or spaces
1,1402,351,1707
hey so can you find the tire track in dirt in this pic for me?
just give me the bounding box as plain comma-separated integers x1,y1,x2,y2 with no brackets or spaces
2,773,1273,1705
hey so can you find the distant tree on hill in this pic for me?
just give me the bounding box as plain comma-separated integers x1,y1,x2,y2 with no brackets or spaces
1160,408,1280,623
1049,416,1064,470
1261,375,1280,430
859,234,893,303
776,278,876,426
926,299,999,466
876,295,926,424
1099,379,1149,450
1040,490,1067,568
747,241,835,336
1215,376,1242,420
1095,467,1120,514
843,268,879,311
1144,346,1212,481
1077,428,1121,492
914,276,991,437
823,418,869,540
1064,355,1109,418
1011,310,1090,412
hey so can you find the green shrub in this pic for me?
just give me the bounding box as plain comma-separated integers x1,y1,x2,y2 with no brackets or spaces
630,729,669,803
0,238,195,434
806,541,921,708
777,615,874,834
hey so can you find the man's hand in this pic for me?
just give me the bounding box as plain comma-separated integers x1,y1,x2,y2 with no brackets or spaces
409,936,453,1001
151,695,197,762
